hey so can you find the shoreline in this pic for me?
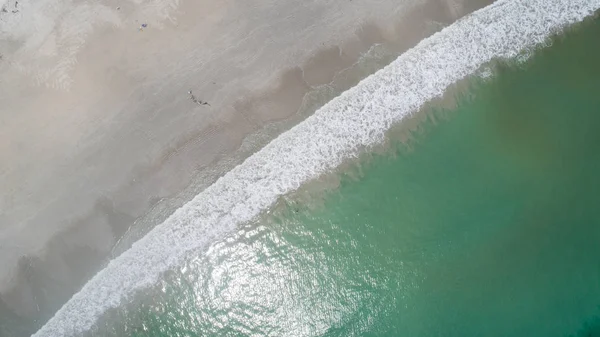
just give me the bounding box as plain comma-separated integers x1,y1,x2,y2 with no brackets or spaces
1,0,493,334
31,0,600,336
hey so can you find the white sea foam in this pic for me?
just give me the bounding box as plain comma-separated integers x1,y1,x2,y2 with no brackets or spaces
34,0,600,336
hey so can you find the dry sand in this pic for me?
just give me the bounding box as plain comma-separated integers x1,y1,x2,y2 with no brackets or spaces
0,0,493,334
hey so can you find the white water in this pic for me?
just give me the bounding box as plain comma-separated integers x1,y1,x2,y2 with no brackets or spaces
34,0,600,336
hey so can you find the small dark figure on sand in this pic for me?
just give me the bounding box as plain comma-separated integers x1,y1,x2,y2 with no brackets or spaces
188,90,210,106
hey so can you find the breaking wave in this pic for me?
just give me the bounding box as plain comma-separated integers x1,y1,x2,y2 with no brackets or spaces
34,0,600,335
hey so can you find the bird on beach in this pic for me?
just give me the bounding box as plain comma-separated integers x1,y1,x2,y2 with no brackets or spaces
188,90,210,106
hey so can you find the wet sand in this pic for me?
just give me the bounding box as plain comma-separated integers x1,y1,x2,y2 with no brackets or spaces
0,0,494,334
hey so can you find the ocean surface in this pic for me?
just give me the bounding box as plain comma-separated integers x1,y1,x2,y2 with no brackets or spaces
34,1,600,336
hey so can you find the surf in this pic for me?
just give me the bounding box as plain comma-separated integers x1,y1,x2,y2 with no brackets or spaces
34,0,600,336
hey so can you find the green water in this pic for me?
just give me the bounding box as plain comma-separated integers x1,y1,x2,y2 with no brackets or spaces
91,17,600,337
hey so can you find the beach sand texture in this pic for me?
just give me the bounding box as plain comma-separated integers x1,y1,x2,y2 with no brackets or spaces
0,0,492,333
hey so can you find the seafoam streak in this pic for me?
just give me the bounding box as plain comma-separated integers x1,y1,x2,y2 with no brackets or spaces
34,0,600,335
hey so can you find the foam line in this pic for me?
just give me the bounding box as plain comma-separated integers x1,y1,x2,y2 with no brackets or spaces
34,0,600,335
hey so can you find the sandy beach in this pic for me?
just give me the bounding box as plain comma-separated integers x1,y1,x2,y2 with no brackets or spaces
0,0,493,334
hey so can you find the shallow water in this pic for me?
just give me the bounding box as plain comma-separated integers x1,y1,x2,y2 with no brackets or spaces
76,14,600,337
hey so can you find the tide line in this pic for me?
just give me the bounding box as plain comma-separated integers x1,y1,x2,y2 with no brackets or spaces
34,0,600,336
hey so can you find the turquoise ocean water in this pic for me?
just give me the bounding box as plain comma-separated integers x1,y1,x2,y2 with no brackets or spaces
78,13,600,337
